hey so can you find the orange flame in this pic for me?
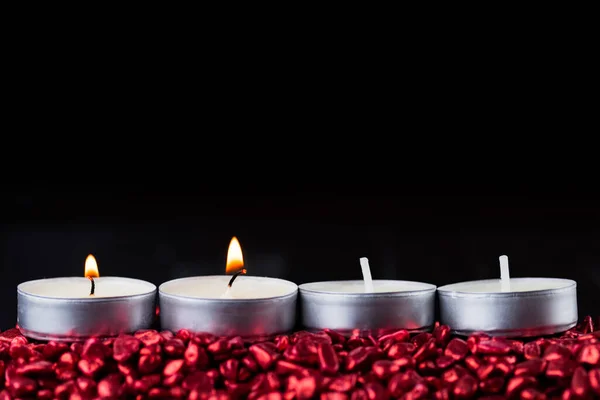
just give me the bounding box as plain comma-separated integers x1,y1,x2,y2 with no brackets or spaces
85,254,100,278
226,236,244,274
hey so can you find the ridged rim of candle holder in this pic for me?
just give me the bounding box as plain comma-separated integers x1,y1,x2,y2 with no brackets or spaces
437,277,576,298
17,277,157,302
158,276,298,302
449,322,578,338
299,280,437,297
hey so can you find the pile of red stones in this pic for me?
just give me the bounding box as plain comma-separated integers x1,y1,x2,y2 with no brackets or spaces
0,317,599,399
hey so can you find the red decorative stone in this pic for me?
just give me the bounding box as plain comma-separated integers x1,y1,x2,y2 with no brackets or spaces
328,374,357,392
546,359,577,379
345,347,378,372
463,355,482,372
0,329,22,343
445,338,469,361
433,325,451,347
323,329,346,345
577,343,600,365
274,335,290,352
113,334,141,363
363,381,388,400
42,341,69,360
187,342,210,370
523,341,541,360
163,338,186,357
519,388,546,400
514,359,546,376
1,317,599,398
412,338,436,363
138,352,162,375
164,359,184,376
8,374,37,397
453,374,478,398
570,366,589,397
506,375,537,398
386,342,415,359
433,387,450,399
387,370,422,397
318,342,339,375
543,344,572,362
479,376,504,394
219,358,239,381
589,368,600,396
321,392,348,400
411,333,432,348
250,342,280,370
294,375,318,399
78,358,104,377
15,360,53,376
97,373,122,398
377,329,409,345
134,330,163,347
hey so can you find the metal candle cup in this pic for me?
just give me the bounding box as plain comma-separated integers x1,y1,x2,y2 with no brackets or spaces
299,280,437,336
438,277,578,337
159,276,298,338
17,277,157,341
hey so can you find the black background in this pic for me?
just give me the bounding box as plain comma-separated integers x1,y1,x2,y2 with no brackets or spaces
1,183,598,330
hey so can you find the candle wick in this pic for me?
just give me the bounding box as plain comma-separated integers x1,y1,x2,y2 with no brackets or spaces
360,257,374,293
228,269,247,288
499,255,511,292
88,276,95,296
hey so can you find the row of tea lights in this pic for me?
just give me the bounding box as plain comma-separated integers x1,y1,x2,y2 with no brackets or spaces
17,237,578,342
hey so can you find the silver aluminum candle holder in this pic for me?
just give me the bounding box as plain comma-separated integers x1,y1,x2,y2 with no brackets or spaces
18,277,157,341
159,276,298,338
299,280,437,336
438,278,578,337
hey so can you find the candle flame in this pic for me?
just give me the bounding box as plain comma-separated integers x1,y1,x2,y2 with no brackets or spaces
85,254,100,278
226,236,244,274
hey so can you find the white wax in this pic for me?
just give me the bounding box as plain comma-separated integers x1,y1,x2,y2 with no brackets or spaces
438,278,574,294
300,280,435,294
159,276,297,299
18,277,156,299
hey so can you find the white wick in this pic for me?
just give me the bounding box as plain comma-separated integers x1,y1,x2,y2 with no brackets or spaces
499,255,511,292
360,257,374,293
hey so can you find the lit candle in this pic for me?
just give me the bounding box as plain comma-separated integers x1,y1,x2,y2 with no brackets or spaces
17,254,157,341
158,237,298,338
299,257,436,336
437,255,578,337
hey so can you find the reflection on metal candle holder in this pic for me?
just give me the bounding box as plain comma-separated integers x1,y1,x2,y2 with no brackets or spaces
438,277,578,337
17,277,157,341
159,276,298,338
299,280,437,336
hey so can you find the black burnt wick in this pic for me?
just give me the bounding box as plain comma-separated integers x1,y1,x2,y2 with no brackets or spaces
88,276,95,296
228,269,247,287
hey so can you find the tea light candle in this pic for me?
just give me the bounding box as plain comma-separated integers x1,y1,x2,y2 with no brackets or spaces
299,258,436,336
159,237,298,338
17,255,157,341
438,255,578,337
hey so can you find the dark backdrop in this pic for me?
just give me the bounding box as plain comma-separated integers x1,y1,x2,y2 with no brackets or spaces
1,183,598,330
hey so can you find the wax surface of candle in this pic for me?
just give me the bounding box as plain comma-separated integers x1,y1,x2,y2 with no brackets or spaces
438,278,573,293
160,276,297,299
18,277,155,298
300,280,435,294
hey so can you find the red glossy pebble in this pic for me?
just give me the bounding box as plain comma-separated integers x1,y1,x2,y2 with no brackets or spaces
0,318,598,398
